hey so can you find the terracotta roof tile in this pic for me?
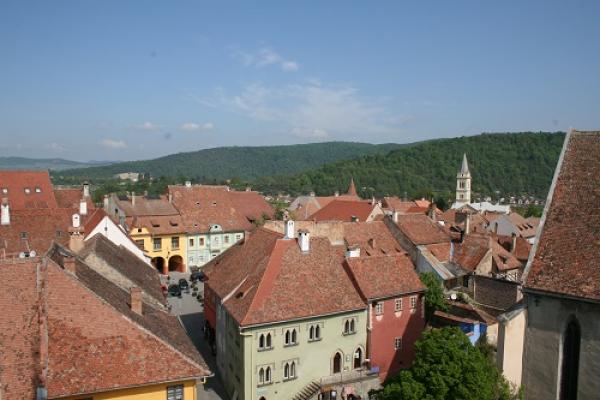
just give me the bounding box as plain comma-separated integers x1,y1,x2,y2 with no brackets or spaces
114,194,179,217
342,221,404,255
228,190,275,222
54,187,94,210
525,131,600,300
395,214,451,245
345,254,424,300
0,170,57,209
309,199,379,222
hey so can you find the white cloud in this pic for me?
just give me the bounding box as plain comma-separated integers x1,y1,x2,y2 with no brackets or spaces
179,122,215,132
46,142,66,152
133,121,160,131
100,139,127,149
233,47,299,72
203,81,404,140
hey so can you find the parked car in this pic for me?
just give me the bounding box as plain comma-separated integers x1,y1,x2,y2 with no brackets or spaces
168,284,182,297
179,278,190,292
190,271,206,282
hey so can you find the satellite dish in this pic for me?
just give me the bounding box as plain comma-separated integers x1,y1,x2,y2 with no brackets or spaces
450,293,457,301
18,252,25,258
30,250,36,257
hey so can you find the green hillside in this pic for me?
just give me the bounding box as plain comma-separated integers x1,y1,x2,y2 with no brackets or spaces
55,142,404,181
253,132,566,200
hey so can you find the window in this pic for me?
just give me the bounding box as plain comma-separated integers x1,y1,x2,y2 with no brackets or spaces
167,384,184,400
213,236,220,245
395,298,403,312
24,187,31,194
20,232,28,240
258,366,272,385
284,328,298,346
394,337,403,350
343,318,356,335
171,236,179,249
137,228,142,233
560,317,581,400
283,361,297,380
35,187,41,193
189,238,194,247
410,296,417,310
309,324,321,341
135,239,144,248
375,302,384,315
224,235,230,244
235,233,242,241
354,347,363,369
258,332,272,350
153,237,162,251
199,237,205,246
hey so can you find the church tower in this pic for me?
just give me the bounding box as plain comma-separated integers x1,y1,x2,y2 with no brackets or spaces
455,153,471,204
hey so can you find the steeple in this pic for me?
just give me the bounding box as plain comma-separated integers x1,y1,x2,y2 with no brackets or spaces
455,154,472,204
347,177,358,197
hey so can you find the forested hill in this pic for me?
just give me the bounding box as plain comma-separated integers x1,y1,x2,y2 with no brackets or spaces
0,157,111,171
55,142,404,181
253,132,566,199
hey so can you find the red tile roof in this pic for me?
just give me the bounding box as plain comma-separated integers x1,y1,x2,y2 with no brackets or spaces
114,194,179,217
309,199,378,222
342,221,405,255
225,189,275,222
345,253,424,300
525,131,600,301
126,214,186,235
204,228,365,326
54,187,95,211
0,253,210,398
395,214,451,245
453,234,491,271
382,197,416,213
0,170,58,209
168,185,253,232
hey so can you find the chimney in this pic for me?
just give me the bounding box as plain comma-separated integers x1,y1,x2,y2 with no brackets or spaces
351,215,359,222
334,191,339,197
1,198,10,226
130,286,143,315
103,194,109,210
185,181,192,188
371,196,376,205
464,215,471,235
79,198,88,216
69,231,85,253
83,182,90,198
63,256,76,274
131,192,136,206
298,229,310,252
168,193,173,203
346,244,361,258
309,191,315,197
511,233,517,253
393,210,399,223
284,220,295,239
72,213,81,229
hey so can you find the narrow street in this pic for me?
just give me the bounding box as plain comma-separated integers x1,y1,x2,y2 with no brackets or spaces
166,272,229,400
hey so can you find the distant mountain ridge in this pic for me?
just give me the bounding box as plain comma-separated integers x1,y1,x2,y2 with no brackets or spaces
0,157,114,171
54,142,406,180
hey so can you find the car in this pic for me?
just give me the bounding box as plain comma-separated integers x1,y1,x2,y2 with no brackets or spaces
178,278,189,292
190,271,206,282
168,284,182,297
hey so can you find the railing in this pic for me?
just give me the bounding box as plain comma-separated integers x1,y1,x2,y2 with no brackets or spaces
319,367,377,386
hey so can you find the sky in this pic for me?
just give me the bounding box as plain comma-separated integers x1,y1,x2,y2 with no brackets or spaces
1,1,599,162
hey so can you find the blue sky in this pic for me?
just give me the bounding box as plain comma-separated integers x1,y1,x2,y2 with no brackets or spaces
1,1,599,161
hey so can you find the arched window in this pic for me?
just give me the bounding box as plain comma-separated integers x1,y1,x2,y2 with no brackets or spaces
259,334,265,349
333,352,342,374
290,361,296,378
266,333,272,348
560,317,581,400
284,363,290,379
309,325,315,340
265,366,271,383
354,347,363,369
315,325,320,340
350,319,355,333
259,367,265,384
344,320,350,334
285,330,291,345
291,329,297,344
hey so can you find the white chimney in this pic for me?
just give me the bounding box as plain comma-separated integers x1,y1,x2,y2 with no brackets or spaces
1,199,10,226
465,215,471,235
72,213,81,229
309,191,315,197
185,181,192,188
131,192,136,206
393,210,399,223
298,229,310,252
334,191,339,197
83,182,90,198
284,220,295,239
79,199,88,216
103,194,109,210
346,245,360,258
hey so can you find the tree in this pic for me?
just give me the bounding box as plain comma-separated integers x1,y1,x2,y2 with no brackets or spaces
419,272,448,323
370,327,518,400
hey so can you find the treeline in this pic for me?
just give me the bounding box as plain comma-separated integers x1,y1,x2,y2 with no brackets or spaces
252,132,565,201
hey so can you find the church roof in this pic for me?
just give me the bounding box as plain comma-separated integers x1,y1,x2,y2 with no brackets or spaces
347,177,358,196
460,153,470,175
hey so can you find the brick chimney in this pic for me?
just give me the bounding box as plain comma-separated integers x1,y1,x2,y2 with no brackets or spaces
1,198,10,226
130,286,143,315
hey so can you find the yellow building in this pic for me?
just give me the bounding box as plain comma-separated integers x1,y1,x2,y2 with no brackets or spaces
106,193,189,273
60,379,199,400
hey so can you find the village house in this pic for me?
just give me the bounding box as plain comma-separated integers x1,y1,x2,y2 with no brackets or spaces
203,223,371,400
522,130,600,400
288,178,360,220
307,198,384,222
0,245,211,399
487,212,540,244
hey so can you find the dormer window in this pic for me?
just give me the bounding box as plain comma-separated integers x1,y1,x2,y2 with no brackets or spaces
35,187,41,193
1,188,7,194
24,188,31,194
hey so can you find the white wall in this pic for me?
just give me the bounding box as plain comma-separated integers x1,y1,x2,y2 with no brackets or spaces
86,216,151,265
